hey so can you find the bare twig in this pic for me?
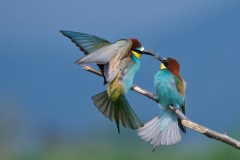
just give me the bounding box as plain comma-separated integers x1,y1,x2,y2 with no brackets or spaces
82,65,102,76
82,65,240,150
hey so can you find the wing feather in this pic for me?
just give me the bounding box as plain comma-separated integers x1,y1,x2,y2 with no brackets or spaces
75,39,132,64
60,30,111,55
76,40,132,82
174,76,186,115
174,76,186,96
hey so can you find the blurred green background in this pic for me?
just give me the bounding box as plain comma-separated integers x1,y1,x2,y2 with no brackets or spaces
1,0,240,159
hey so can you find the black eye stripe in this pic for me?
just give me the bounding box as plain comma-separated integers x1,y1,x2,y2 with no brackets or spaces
165,62,169,67
162,60,168,67
132,49,141,53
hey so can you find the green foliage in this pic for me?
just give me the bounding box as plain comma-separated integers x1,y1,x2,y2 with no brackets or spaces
5,135,240,160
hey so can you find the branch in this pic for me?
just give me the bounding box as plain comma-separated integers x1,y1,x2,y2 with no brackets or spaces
82,65,240,150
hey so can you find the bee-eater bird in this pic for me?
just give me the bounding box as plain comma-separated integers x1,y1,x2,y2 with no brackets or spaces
60,30,155,133
137,57,186,151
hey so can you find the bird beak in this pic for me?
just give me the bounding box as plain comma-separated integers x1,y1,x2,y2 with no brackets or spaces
132,49,164,62
140,50,164,62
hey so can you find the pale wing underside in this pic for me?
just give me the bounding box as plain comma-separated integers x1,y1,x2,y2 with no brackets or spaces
76,39,132,82
75,39,131,64
104,40,132,82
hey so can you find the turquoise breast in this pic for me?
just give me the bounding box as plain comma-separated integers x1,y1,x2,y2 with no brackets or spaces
154,70,184,109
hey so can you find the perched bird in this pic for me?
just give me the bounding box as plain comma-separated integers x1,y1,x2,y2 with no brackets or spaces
137,57,186,151
60,30,155,133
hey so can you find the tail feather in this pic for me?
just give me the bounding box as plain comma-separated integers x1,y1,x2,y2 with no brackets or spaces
178,118,186,133
137,109,181,151
117,95,144,129
139,117,160,141
114,105,121,133
92,91,143,133
92,91,114,121
102,98,113,120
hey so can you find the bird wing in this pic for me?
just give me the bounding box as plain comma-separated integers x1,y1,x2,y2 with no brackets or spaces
76,39,132,82
174,76,186,95
60,30,111,55
175,76,187,133
174,76,186,114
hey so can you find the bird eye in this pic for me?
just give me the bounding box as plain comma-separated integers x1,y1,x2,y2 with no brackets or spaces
162,60,168,67
132,49,140,53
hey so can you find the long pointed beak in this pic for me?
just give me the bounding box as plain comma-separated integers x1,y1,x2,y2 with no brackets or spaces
141,50,164,62
132,49,163,62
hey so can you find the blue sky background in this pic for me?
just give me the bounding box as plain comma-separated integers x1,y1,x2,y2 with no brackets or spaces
0,0,240,158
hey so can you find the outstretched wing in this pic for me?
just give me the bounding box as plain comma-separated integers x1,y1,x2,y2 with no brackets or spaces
60,30,111,55
76,39,132,82
60,30,111,84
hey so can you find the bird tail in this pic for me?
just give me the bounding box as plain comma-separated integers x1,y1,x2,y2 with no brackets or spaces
137,109,181,151
91,90,143,133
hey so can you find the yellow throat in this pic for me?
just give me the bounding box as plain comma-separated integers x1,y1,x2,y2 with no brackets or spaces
160,63,166,70
132,51,142,59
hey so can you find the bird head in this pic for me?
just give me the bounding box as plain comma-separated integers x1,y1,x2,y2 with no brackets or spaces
160,58,181,77
130,38,157,59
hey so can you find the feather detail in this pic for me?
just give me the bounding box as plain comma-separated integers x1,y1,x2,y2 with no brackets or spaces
174,76,186,132
60,30,111,55
92,91,143,133
75,39,131,64
105,53,122,82
107,72,125,101
137,109,181,151
60,30,110,84
174,76,186,96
